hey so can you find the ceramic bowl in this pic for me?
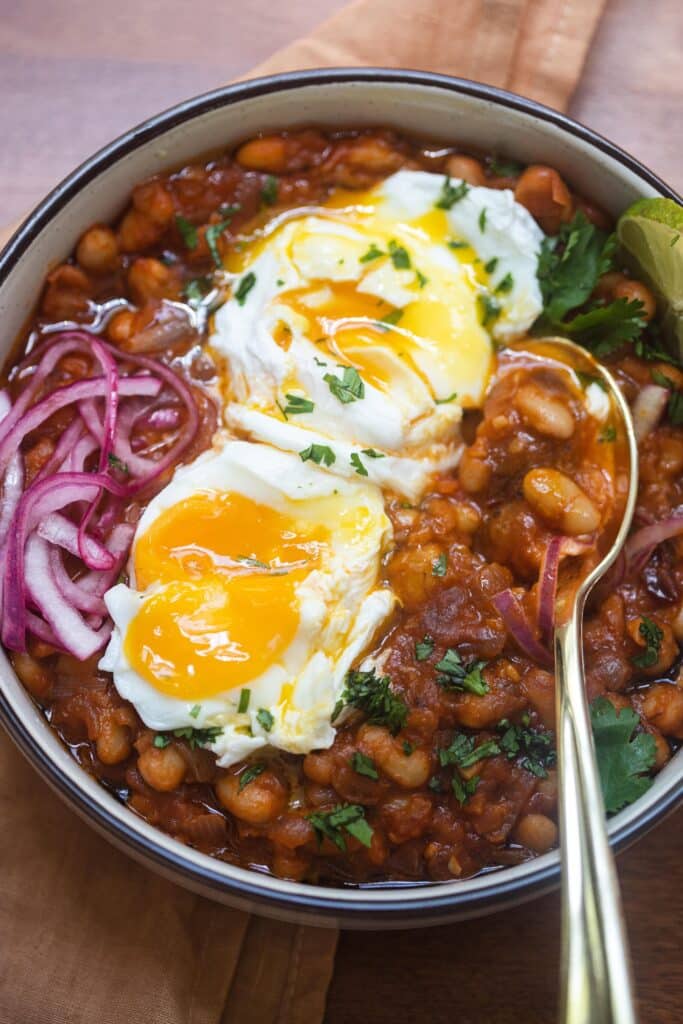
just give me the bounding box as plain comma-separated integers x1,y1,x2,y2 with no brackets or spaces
1,68,681,929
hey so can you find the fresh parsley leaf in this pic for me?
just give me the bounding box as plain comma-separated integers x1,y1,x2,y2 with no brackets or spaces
432,552,447,576
261,175,278,205
380,308,404,327
478,294,501,327
565,298,646,356
439,732,500,769
497,718,557,778
452,773,480,805
239,763,266,791
256,709,274,732
351,752,379,780
484,257,499,274
435,391,458,404
107,453,129,475
436,177,469,210
489,155,525,178
307,804,373,851
238,689,250,714
537,212,613,323
323,366,364,404
478,208,487,232
388,240,411,270
189,704,201,719
435,649,489,695
496,272,514,294
415,635,435,661
175,215,198,250
279,393,314,417
360,243,384,263
300,443,336,467
599,425,617,443
590,697,656,813
338,668,408,734
234,272,256,306
631,617,663,669
350,452,369,476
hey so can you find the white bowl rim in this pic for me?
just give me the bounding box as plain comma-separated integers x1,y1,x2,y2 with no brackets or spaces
0,67,681,926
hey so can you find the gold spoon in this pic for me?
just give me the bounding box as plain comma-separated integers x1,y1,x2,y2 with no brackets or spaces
538,337,640,1024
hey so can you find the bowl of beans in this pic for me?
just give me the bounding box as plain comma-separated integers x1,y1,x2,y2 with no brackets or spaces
0,69,681,928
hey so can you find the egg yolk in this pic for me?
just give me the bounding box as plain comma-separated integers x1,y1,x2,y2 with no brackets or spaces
124,491,329,699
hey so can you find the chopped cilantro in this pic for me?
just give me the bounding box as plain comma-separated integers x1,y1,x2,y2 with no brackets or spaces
435,391,458,404
489,155,525,178
478,208,487,232
435,649,488,695
428,775,444,793
452,773,480,805
415,269,428,288
337,668,408,734
175,215,198,250
651,369,683,425
183,276,211,306
256,708,274,732
497,718,556,778
439,732,500,769
402,741,414,756
388,240,411,270
360,242,384,263
436,177,469,210
323,366,365,404
205,215,234,266
157,726,224,749
234,272,256,306
153,734,170,749
599,424,617,442
237,689,250,714
448,239,469,250
350,452,369,476
415,635,435,661
484,257,499,274
590,697,656,813
361,448,385,459
565,299,646,356
351,752,379,780
279,393,314,417
261,175,278,205
107,453,129,475
478,294,501,326
537,212,615,324
238,763,266,791
432,552,448,576
631,617,663,669
307,804,373,851
379,309,404,327
189,704,201,719
496,272,514,294
300,443,336,467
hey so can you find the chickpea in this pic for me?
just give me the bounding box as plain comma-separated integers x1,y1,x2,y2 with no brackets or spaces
445,154,486,186
627,617,678,677
215,770,288,824
514,165,573,234
515,383,575,440
358,725,431,788
612,279,656,321
272,847,311,882
117,208,164,253
236,135,288,173
523,467,601,535
515,813,558,853
127,258,181,305
574,197,611,230
96,721,132,765
76,225,119,274
639,684,683,739
132,180,175,227
138,743,186,792
11,651,52,700
303,750,334,785
41,264,91,319
594,271,627,302
652,731,671,770
106,309,136,344
459,450,491,493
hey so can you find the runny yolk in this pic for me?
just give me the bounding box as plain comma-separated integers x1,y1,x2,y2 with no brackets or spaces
125,491,329,699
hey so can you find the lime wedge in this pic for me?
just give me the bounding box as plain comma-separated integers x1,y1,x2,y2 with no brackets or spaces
617,197,683,357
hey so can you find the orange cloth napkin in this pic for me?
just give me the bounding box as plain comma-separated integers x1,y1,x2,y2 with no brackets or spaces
0,1,606,1021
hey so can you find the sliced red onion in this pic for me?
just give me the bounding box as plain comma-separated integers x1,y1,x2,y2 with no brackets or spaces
625,514,683,574
0,453,24,548
537,536,564,645
492,589,554,669
76,523,135,598
0,390,11,423
632,384,668,442
37,513,114,570
135,405,182,432
48,545,107,615
35,417,84,480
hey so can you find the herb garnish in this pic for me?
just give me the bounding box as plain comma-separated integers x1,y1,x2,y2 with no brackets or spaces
184,276,211,306
360,243,384,263
279,393,315,417
333,668,408,734
484,257,499,274
380,309,404,327
631,617,663,668
478,208,488,232
154,726,224,750
234,272,256,306
478,294,501,326
175,215,198,250
651,369,683,425
307,804,373,851
497,717,556,778
415,269,429,289
435,649,488,695
388,240,411,270
435,391,458,404
323,366,365,404
205,215,234,266
489,156,525,178
238,763,266,791
351,752,379,780
350,453,368,476
107,453,129,475
300,444,336,467
599,425,617,442
590,697,656,812
452,774,480,805
438,732,500,769
496,272,514,294
256,708,274,732
436,177,469,210
415,635,435,661
237,689,250,714
448,240,469,250
189,704,201,719
432,552,448,576
261,175,278,205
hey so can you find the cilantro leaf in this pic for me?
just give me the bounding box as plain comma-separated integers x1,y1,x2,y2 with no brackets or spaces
438,732,500,769
379,308,403,327
350,452,368,476
631,616,663,669
205,216,235,266
279,393,314,417
452,773,480,805
478,208,487,233
496,272,514,294
234,272,256,306
337,668,408,734
323,366,365,404
175,215,198,250
497,718,556,778
351,752,379,780
107,453,129,475
307,804,373,851
256,708,274,732
537,212,613,323
360,243,384,263
489,155,524,178
432,552,447,577
238,763,266,791
415,635,435,661
590,697,656,813
157,725,224,749
435,177,469,210
435,648,489,695
388,239,411,269
478,293,501,327
261,175,278,205
564,298,646,356
300,443,336,467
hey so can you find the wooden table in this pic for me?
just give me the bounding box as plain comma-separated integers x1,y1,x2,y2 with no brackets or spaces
2,1,682,1021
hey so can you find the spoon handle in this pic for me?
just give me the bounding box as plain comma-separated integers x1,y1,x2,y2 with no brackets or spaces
554,614,638,1024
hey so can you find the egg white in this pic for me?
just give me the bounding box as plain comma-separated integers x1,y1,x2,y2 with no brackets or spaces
100,441,395,766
